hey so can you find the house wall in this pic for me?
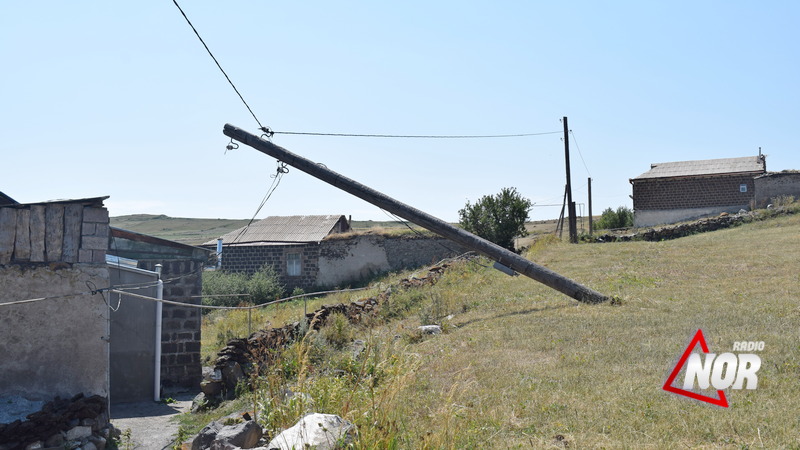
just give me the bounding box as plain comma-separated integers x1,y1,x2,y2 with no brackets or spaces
632,174,757,211
108,265,157,404
0,202,110,401
109,230,210,392
219,234,467,291
754,172,800,208
138,259,204,391
219,243,320,292
632,173,758,227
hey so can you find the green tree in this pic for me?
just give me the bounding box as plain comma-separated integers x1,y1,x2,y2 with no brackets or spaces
593,206,634,230
458,187,533,252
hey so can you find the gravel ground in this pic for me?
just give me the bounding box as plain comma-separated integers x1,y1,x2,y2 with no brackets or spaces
110,393,195,450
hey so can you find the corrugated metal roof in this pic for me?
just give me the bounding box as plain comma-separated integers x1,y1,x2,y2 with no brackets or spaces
205,215,348,246
632,156,766,180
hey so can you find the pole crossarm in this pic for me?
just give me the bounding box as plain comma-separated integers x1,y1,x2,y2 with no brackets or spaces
223,123,608,304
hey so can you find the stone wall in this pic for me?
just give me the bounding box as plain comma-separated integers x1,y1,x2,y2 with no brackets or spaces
317,234,467,288
632,173,756,211
754,172,800,208
0,198,110,403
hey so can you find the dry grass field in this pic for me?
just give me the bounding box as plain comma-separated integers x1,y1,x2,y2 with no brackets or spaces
192,210,800,448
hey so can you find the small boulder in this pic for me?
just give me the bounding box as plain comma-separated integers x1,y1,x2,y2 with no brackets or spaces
212,420,262,449
418,325,442,335
266,413,355,450
191,421,224,450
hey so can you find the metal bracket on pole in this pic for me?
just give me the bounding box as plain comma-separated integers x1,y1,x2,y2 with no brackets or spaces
223,123,608,304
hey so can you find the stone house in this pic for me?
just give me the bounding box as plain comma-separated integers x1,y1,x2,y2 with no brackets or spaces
206,215,467,292
630,155,767,227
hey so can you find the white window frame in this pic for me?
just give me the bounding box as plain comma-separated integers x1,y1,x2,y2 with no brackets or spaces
740,184,748,193
286,252,302,277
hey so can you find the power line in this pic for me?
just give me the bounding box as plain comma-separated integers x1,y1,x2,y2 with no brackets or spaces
269,130,562,139
171,0,265,129
569,130,592,177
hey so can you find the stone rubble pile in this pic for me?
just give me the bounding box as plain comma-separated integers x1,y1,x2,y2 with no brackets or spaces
197,262,452,405
0,394,116,450
595,210,761,243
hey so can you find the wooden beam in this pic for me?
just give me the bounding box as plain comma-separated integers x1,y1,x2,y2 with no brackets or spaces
223,123,608,304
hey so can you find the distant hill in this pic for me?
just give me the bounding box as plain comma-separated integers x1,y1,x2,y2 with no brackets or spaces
110,215,252,246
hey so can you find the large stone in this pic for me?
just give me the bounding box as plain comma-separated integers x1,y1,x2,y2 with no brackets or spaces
266,413,355,450
192,421,224,450
201,380,224,396
65,426,92,440
211,420,262,449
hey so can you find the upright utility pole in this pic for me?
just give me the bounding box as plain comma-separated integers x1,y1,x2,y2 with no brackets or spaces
563,117,578,243
223,123,608,304
588,177,593,236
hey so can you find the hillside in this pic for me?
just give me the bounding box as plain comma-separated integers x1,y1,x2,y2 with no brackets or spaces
190,209,800,447
110,215,252,245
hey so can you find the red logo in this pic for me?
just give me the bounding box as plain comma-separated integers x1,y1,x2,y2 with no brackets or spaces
662,329,729,407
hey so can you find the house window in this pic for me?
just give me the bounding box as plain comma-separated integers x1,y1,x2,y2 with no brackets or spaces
740,184,748,193
286,253,301,277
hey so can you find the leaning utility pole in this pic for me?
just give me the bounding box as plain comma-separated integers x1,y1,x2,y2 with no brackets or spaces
223,124,607,304
563,117,578,243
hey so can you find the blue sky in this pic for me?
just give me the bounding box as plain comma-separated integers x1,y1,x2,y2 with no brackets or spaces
2,2,797,222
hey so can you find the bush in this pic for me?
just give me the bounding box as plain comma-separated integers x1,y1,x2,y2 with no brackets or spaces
593,206,633,230
202,264,284,309
458,187,533,252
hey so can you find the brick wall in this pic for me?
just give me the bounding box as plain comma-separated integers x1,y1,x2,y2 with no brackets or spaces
220,243,320,292
633,174,756,210
137,259,203,391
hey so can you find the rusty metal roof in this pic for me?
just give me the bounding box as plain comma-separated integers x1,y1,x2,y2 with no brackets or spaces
205,215,349,246
632,156,766,181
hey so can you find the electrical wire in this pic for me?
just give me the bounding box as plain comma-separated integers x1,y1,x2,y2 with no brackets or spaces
171,0,265,130
230,161,288,244
569,130,592,178
270,130,562,139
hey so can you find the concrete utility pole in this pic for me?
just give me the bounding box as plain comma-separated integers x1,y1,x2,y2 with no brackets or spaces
563,117,578,243
223,123,608,304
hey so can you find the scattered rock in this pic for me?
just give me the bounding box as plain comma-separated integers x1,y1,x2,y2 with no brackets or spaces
266,413,355,450
212,420,262,449
191,421,224,450
418,325,442,335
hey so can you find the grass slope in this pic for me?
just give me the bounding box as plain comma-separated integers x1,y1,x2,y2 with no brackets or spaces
398,213,800,447
194,213,799,448
110,214,251,245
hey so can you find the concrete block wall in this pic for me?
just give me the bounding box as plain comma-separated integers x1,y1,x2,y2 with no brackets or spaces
137,259,204,391
220,243,320,292
632,174,756,211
